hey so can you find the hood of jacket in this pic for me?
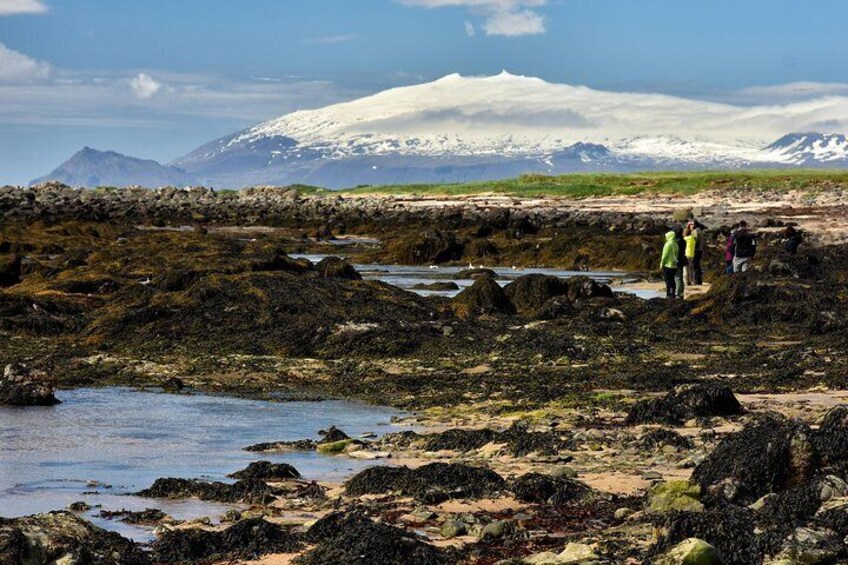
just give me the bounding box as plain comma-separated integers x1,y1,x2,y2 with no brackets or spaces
665,231,676,242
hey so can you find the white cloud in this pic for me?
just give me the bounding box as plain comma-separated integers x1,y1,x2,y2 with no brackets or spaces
398,0,548,36
464,21,476,36
129,73,161,99
0,0,47,15
0,42,50,82
483,8,544,36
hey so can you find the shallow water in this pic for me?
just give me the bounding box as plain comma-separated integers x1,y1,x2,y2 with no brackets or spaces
0,388,410,540
293,254,660,299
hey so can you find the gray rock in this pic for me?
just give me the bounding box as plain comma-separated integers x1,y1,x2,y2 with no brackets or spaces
0,364,60,406
440,519,468,539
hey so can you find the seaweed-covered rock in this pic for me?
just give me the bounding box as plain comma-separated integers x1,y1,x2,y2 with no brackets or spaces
0,363,60,407
244,439,318,452
0,253,22,287
228,461,301,480
422,423,571,457
393,230,464,265
318,425,350,443
453,268,498,280
626,384,742,426
152,518,302,564
452,276,515,316
814,405,848,465
650,506,759,565
639,428,694,451
315,257,362,280
298,512,447,565
345,462,505,502
510,473,591,506
136,477,279,504
503,274,571,315
423,428,500,452
565,276,614,302
692,413,819,505
530,295,577,320
98,508,167,525
0,511,148,565
411,282,460,291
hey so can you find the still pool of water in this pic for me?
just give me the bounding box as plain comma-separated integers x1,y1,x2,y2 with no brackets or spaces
0,388,410,540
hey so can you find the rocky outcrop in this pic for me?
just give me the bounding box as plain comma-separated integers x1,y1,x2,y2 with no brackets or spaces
0,364,60,406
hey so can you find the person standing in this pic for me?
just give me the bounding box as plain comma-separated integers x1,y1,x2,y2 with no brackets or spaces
691,221,704,285
724,228,737,274
674,227,686,298
684,224,697,286
784,226,803,255
660,230,680,299
732,221,756,273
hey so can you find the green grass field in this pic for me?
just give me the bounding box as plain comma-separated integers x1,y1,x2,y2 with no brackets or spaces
338,169,848,198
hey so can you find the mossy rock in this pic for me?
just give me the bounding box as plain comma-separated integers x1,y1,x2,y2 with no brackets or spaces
654,538,723,565
646,480,704,514
316,439,356,454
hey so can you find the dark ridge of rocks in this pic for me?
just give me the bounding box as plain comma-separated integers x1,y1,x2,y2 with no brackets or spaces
315,257,362,280
638,428,694,450
0,511,149,565
391,230,464,266
161,377,185,393
509,473,591,506
625,383,742,426
297,512,448,565
692,413,819,505
502,274,571,315
421,423,572,457
452,276,515,316
345,462,506,503
452,268,498,280
244,439,318,452
152,518,302,564
649,506,760,565
136,478,280,504
0,363,60,406
98,508,167,525
228,461,301,480
410,281,460,291
318,426,349,443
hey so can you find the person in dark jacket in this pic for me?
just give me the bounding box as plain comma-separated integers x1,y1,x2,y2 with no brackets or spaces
732,221,756,273
784,226,803,255
690,221,704,285
674,227,686,297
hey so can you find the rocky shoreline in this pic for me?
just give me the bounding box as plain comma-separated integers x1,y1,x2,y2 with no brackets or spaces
2,184,848,563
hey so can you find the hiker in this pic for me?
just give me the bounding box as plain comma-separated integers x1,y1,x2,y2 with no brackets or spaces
675,227,686,298
684,224,697,286
690,221,704,285
732,220,756,273
784,226,803,255
660,230,679,299
724,228,737,274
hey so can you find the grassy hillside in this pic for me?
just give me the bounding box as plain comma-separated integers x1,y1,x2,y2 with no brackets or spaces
344,170,848,198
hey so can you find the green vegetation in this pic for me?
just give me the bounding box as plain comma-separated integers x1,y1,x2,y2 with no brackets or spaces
343,169,848,198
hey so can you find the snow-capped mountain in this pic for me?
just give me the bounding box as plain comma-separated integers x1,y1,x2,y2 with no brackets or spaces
761,133,848,165
33,73,848,188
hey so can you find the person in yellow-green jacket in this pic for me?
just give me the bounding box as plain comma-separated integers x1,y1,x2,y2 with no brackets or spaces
684,224,698,286
660,230,679,299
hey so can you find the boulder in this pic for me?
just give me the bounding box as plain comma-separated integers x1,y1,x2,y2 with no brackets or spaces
393,230,464,265
452,277,515,316
565,276,614,302
503,274,571,314
0,363,60,406
315,257,362,280
626,383,742,426
655,538,723,565
692,413,819,504
646,481,704,514
453,268,498,280
439,519,467,539
227,461,301,480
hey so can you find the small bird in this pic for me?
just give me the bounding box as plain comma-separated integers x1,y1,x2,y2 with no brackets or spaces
139,277,152,285
428,265,439,270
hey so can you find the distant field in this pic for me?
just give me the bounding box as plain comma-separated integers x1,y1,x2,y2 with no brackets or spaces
336,170,848,198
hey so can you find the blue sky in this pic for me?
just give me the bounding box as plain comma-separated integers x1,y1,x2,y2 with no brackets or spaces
1,0,847,184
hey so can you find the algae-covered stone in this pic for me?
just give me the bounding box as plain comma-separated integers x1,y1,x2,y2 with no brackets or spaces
655,538,723,565
646,480,704,514
440,519,467,539
524,551,561,564
316,439,355,454
479,520,514,541
557,542,600,564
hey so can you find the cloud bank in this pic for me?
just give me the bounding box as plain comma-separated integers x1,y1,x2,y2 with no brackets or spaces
398,0,548,36
0,42,50,82
0,0,47,15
